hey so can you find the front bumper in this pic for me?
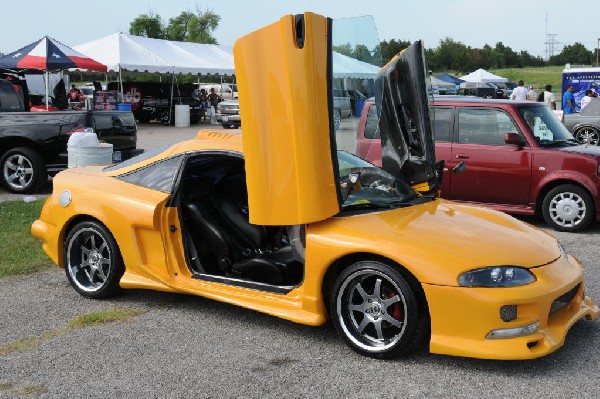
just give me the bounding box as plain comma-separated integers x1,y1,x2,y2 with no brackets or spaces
423,254,599,360
216,113,241,124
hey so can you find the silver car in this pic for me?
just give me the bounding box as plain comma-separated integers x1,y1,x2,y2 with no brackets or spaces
564,98,600,145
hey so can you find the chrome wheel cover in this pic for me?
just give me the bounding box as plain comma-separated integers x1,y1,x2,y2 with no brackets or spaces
3,154,34,190
575,128,600,145
67,227,112,293
548,191,587,228
336,269,407,353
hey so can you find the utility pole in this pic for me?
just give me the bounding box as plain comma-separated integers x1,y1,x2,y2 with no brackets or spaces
544,12,561,60
597,37,599,67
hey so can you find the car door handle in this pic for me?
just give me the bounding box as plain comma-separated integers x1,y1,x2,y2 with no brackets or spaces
455,154,469,159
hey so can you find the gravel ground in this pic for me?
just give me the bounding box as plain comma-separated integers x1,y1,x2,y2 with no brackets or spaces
2,121,600,397
1,221,600,398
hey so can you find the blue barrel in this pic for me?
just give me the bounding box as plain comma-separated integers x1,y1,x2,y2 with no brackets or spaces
117,103,132,111
355,99,365,117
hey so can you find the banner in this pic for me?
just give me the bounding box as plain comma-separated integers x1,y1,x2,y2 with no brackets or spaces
562,68,600,112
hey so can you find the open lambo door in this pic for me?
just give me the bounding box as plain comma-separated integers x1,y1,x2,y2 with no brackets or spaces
234,13,342,225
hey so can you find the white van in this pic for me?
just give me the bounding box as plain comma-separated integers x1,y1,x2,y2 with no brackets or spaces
198,83,238,99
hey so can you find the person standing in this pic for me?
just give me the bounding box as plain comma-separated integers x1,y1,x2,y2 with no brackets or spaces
543,85,556,110
527,85,538,101
511,80,528,101
580,89,593,110
562,85,576,114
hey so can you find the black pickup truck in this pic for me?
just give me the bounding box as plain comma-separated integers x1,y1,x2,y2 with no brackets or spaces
0,77,142,193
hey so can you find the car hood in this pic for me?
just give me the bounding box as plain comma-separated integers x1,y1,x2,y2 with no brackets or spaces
552,144,600,157
310,199,560,286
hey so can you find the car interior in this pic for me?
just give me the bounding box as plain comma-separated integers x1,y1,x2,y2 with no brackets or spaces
178,153,304,288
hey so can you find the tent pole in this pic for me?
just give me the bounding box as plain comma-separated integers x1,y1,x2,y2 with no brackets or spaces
45,71,49,110
170,69,175,125
119,66,124,104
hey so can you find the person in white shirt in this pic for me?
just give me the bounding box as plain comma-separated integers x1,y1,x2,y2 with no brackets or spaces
543,84,556,110
511,80,528,101
580,89,593,110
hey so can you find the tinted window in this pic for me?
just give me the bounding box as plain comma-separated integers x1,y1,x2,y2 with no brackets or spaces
117,155,183,193
0,80,24,111
433,107,452,142
364,104,380,139
458,107,518,145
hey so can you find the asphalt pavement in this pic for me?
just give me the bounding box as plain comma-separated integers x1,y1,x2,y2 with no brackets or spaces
1,118,600,398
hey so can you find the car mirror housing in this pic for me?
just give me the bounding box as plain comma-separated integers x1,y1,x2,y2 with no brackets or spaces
504,132,524,146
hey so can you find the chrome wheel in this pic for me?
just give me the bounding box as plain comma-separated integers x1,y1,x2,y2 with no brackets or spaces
3,153,34,191
331,261,428,358
574,128,600,145
65,221,124,298
542,184,594,232
0,147,46,193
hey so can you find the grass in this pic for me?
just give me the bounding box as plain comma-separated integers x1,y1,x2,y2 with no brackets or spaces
68,308,147,328
0,199,54,278
488,66,565,92
0,307,147,356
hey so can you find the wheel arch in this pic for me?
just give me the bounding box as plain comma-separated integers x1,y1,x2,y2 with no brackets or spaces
0,137,42,157
535,179,596,216
59,214,122,268
321,252,430,318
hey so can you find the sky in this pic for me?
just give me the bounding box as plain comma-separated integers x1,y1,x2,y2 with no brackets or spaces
1,0,599,61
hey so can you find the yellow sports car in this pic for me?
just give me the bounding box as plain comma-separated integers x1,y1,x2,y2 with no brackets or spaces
32,13,598,360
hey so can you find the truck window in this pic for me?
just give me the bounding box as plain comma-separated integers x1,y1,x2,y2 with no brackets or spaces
433,107,452,142
0,80,24,111
458,107,517,145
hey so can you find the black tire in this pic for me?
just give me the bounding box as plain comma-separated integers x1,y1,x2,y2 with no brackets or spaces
574,127,600,146
160,111,172,126
330,261,427,359
64,220,124,299
333,109,341,130
0,147,47,193
221,123,232,129
542,184,594,232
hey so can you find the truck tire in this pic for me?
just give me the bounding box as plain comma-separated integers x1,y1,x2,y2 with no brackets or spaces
0,147,48,193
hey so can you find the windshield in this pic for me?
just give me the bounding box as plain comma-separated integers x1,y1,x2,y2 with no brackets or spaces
337,151,419,210
517,105,576,145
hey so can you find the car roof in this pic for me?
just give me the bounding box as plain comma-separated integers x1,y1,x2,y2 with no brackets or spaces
433,96,534,106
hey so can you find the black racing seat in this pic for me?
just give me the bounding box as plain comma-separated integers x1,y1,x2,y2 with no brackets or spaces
183,175,301,285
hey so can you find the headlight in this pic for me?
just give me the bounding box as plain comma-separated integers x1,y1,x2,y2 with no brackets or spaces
458,266,536,287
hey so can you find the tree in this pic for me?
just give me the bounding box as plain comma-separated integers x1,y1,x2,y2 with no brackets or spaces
380,39,411,65
129,6,221,44
129,11,165,39
548,42,594,66
165,7,221,44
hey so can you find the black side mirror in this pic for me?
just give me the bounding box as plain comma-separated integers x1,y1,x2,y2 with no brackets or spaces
452,161,466,174
504,132,524,146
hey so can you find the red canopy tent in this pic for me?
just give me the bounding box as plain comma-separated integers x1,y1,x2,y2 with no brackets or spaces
0,36,107,109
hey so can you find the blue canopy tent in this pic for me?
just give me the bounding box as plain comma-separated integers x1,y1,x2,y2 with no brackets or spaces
435,73,465,85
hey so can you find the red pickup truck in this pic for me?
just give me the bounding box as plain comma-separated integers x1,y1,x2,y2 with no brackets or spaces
356,96,600,232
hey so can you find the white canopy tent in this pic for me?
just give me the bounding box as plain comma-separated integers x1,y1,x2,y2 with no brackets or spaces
74,32,235,75
332,52,380,79
460,68,507,83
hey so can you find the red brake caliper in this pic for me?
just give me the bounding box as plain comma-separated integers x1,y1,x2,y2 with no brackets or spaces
388,293,403,321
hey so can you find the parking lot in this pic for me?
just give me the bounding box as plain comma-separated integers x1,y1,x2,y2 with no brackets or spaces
1,118,600,397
